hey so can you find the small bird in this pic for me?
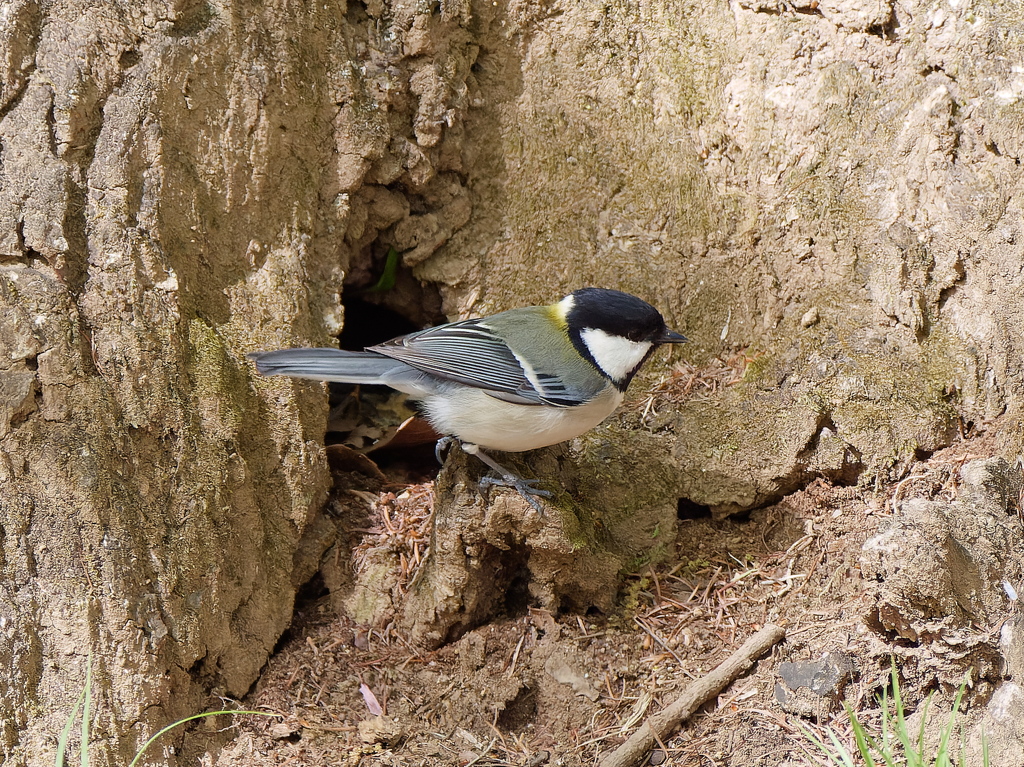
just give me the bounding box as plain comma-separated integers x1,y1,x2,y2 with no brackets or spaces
249,288,686,512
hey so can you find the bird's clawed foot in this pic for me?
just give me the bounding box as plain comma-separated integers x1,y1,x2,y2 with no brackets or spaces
435,438,550,515
434,435,458,464
478,474,551,515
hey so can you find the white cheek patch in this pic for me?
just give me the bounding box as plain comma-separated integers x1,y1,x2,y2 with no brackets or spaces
554,293,576,320
580,328,652,382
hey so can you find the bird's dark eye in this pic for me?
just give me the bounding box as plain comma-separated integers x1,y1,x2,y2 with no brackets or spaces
628,328,647,342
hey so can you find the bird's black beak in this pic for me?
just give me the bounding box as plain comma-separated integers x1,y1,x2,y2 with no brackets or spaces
656,329,688,345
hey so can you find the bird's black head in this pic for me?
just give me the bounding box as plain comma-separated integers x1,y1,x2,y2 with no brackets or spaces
562,288,684,343
559,288,687,388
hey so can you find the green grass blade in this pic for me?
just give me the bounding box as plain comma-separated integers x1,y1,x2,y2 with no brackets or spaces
793,722,835,764
877,689,893,766
886,661,925,767
795,659,987,767
956,723,968,767
80,655,92,767
56,686,87,767
367,248,401,293
128,711,279,767
936,674,969,766
909,692,933,767
825,727,857,767
846,703,880,767
794,721,856,767
889,665,912,762
56,655,92,767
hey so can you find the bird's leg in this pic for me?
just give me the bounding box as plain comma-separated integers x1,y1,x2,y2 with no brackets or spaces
434,435,458,464
460,443,551,515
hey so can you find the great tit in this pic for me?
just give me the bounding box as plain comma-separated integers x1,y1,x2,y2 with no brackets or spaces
249,287,687,512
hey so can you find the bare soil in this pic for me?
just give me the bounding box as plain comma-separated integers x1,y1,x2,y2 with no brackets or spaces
202,426,1020,767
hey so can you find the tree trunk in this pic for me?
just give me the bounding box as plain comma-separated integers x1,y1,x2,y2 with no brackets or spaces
0,0,475,762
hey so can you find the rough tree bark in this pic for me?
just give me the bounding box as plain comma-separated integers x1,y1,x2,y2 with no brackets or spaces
0,0,476,763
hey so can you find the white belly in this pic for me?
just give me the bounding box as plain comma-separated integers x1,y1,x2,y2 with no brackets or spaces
422,386,623,452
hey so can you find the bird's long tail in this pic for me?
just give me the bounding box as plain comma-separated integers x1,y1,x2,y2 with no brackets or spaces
248,348,411,385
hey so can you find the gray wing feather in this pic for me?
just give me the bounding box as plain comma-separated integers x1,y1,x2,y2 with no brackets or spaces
252,317,593,407
370,319,586,407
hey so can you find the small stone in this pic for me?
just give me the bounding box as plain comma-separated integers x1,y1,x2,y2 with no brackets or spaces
775,652,854,716
959,457,1022,513
545,653,600,701
800,307,820,328
358,715,404,746
268,722,299,740
778,653,854,697
525,751,551,767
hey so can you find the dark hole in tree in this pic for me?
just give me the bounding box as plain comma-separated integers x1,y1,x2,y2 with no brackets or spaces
337,295,420,351
271,573,329,655
677,498,712,520
340,243,446,348
326,255,446,476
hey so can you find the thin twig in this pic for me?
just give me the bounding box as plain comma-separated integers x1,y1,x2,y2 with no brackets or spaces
596,624,787,767
634,617,685,666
